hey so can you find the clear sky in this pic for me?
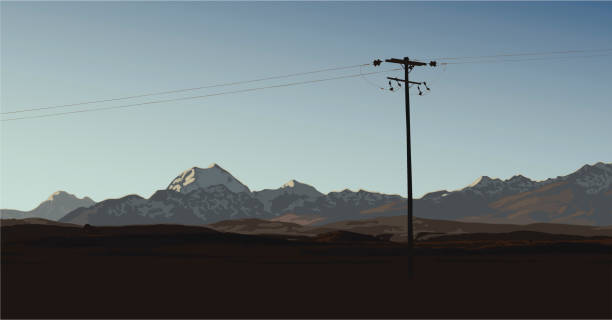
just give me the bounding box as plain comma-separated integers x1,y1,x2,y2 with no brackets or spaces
1,2,611,210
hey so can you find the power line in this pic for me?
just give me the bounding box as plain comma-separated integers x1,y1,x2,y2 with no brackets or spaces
5,48,609,117
439,52,612,65
2,68,401,122
360,64,398,92
1,63,371,115
426,48,612,61
5,48,609,115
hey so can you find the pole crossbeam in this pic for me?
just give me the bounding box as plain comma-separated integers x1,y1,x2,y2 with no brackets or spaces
385,58,427,66
387,77,423,85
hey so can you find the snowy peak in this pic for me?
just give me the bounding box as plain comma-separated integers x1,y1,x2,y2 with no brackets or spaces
280,179,323,198
505,174,539,190
167,164,251,194
466,175,537,190
458,173,542,200
569,162,612,195
573,162,612,176
467,173,540,188
507,174,531,183
282,179,300,188
327,188,403,203
464,176,508,197
46,190,93,203
593,162,610,170
253,179,323,212
207,163,222,169
47,191,69,201
467,176,497,188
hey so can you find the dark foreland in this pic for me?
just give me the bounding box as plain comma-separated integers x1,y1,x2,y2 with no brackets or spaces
2,220,611,319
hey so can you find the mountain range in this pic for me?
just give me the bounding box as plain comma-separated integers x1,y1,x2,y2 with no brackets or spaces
59,164,404,225
2,162,610,226
417,162,612,225
0,191,95,221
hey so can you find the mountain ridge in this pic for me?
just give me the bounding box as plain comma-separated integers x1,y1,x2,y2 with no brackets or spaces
1,191,95,221
6,162,610,227
59,164,406,225
417,162,612,225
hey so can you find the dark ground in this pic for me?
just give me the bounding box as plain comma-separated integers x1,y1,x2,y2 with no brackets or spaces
1,224,611,319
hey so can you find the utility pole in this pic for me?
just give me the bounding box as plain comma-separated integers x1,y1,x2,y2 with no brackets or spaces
374,57,436,273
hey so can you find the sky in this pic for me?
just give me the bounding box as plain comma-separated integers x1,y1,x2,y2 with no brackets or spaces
1,2,611,210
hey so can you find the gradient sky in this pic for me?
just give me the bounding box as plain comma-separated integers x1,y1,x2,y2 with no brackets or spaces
1,2,611,210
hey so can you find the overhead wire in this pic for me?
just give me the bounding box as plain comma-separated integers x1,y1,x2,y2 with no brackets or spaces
2,68,401,122
1,63,371,115
4,48,610,119
359,64,386,90
360,64,402,92
421,48,612,61
439,52,612,65
419,63,447,95
385,50,610,94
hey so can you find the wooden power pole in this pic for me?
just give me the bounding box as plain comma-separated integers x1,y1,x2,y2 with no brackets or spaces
374,57,436,272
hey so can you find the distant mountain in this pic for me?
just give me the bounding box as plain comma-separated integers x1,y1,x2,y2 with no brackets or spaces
254,179,323,212
60,185,266,226
416,162,612,226
268,189,404,225
1,191,95,221
60,164,405,226
56,162,612,226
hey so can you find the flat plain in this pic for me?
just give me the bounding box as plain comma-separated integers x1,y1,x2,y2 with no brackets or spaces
2,223,611,319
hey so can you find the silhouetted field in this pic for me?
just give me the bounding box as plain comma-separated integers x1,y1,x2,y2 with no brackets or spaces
2,224,611,319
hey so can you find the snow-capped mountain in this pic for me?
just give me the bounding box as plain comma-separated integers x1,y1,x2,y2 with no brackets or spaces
266,188,406,225
254,179,324,212
60,164,405,226
61,185,265,226
566,162,612,195
168,164,250,194
416,162,612,225
466,174,545,198
422,174,550,204
1,191,95,221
